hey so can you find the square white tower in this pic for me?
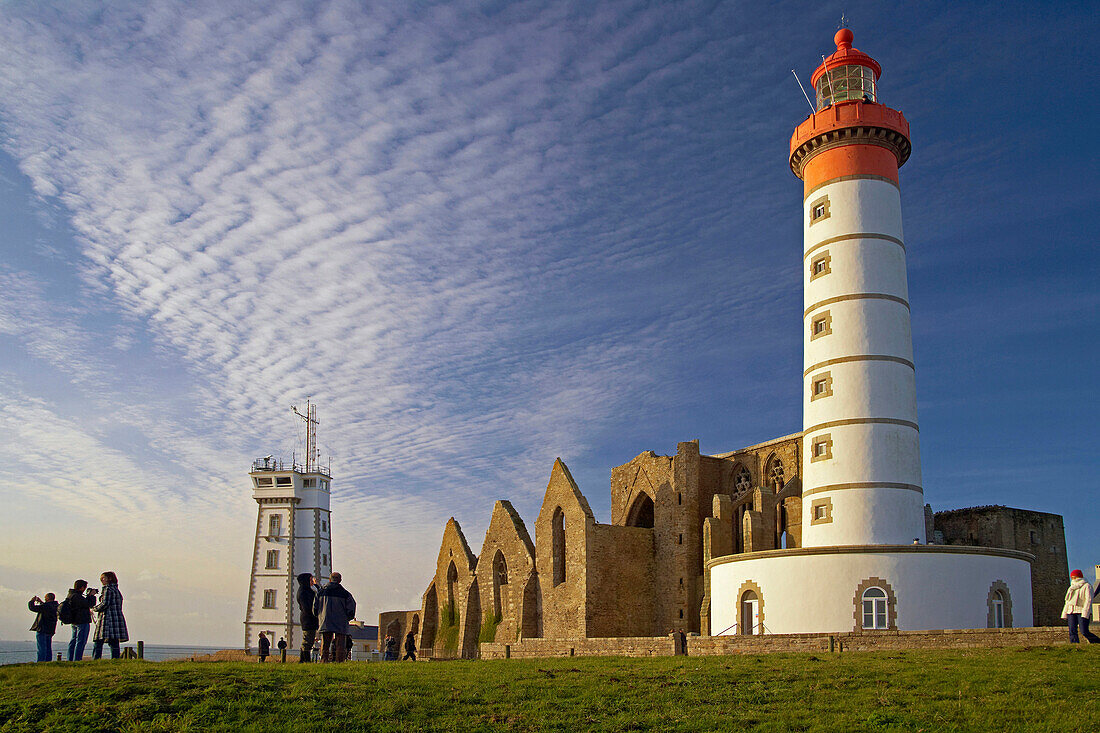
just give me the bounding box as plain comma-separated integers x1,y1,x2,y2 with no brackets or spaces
243,457,332,651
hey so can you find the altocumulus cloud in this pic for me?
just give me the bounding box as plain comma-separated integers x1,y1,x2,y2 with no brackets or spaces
0,0,789,641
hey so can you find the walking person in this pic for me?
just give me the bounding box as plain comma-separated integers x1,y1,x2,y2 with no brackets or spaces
60,580,95,661
296,573,319,663
403,630,417,661
1062,569,1098,644
314,571,356,663
277,637,287,661
384,634,398,661
28,593,59,662
91,571,128,660
257,632,270,662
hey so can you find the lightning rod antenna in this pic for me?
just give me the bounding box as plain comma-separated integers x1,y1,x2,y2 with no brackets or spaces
791,70,816,115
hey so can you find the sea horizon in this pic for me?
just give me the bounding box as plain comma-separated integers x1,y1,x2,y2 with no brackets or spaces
0,640,236,665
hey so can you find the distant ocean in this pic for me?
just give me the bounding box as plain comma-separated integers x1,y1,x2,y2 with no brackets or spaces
0,640,230,665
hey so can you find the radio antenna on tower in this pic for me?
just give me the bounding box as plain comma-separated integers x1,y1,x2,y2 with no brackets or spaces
791,70,816,114
291,398,320,472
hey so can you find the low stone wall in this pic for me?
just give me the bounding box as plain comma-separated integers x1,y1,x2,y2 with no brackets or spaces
480,627,1068,660
480,635,680,660
688,626,1068,655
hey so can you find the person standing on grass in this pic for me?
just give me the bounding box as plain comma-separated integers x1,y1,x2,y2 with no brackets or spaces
384,634,398,661
61,580,95,661
1062,569,1098,644
257,632,270,662
28,593,59,662
91,571,128,660
403,630,417,661
314,571,356,663
296,573,319,663
277,637,287,660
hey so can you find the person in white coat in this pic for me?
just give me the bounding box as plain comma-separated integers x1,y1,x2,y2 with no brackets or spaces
1061,569,1098,644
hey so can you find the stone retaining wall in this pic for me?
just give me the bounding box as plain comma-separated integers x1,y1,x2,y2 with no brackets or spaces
481,627,1068,659
479,635,680,660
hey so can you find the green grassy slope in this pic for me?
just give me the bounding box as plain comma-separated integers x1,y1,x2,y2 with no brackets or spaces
0,648,1097,732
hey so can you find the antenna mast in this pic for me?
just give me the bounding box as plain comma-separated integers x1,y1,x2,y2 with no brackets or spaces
291,399,320,472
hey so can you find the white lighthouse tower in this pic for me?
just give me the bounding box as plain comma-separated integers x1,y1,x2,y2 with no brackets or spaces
796,28,924,548
706,29,1034,635
243,401,333,651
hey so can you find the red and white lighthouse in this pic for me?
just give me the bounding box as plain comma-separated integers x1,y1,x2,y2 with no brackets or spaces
706,30,1034,636
791,29,924,547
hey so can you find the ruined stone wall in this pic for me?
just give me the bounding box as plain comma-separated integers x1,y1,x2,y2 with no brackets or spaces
535,460,594,639
420,518,480,659
480,635,679,659
934,506,1069,626
586,524,656,637
475,501,536,645
377,610,420,654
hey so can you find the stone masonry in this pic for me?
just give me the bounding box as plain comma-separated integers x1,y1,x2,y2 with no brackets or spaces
381,435,1069,660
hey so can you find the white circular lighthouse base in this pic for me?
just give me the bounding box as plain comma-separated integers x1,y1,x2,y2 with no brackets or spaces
708,545,1032,636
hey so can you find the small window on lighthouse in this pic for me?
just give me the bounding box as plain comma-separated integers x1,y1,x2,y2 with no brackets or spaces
262,589,277,609
811,311,832,340
810,253,831,281
809,195,830,224
266,550,279,569
811,435,833,462
811,372,833,401
269,515,281,536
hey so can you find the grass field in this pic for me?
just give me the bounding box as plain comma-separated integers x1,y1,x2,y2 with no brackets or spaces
1,647,1098,732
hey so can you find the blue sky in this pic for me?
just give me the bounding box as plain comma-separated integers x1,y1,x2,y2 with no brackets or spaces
0,0,1096,645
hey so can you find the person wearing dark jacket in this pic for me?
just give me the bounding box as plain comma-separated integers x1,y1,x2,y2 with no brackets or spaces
29,593,59,662
257,632,270,662
63,580,95,661
296,573,319,663
313,571,356,663
403,630,417,661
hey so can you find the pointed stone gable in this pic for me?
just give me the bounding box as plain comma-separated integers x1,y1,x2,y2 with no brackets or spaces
483,500,535,561
438,517,477,574
537,458,595,525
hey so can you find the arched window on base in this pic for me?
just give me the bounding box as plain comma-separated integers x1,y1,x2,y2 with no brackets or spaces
853,577,897,632
987,581,1013,628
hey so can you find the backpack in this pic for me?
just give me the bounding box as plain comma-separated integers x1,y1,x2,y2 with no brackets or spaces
57,598,74,625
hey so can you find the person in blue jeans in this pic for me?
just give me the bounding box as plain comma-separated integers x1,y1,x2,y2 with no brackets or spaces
63,580,96,661
28,593,59,662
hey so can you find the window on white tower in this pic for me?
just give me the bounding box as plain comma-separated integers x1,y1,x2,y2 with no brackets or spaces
862,587,888,629
269,515,281,536
266,550,279,569
814,505,827,520
991,591,1006,628
322,554,328,566
263,589,277,609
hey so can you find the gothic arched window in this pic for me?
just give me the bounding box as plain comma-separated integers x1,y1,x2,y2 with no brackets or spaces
765,455,785,491
552,507,566,586
734,465,751,494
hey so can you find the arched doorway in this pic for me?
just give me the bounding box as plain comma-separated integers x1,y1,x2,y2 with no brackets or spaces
625,493,655,528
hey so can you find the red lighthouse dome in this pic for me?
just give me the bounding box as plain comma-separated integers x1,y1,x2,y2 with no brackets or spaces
789,29,911,190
